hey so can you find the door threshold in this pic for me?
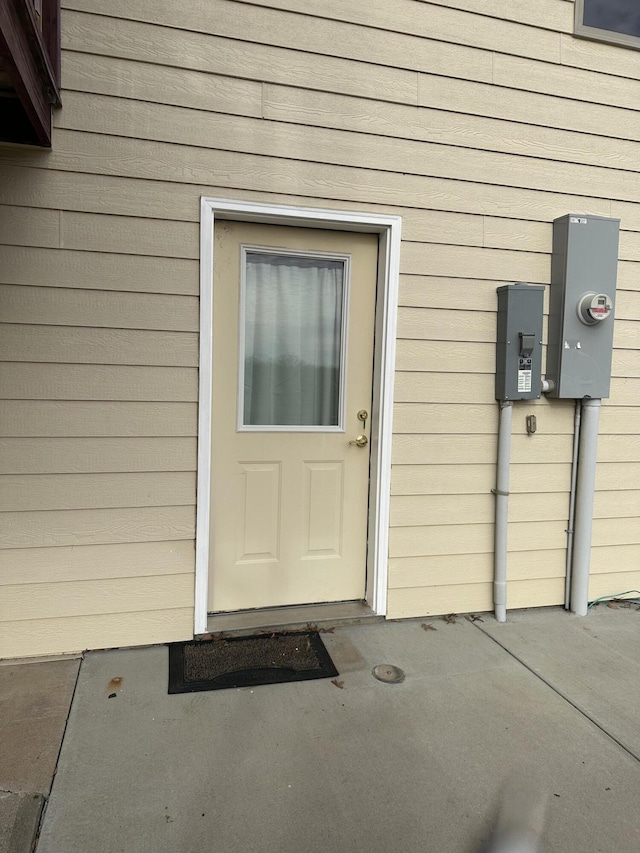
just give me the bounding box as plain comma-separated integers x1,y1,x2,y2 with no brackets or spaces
202,601,381,637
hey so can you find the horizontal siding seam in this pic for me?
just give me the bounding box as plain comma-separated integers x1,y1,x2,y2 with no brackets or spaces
0,601,194,624
0,504,196,514
0,571,195,590
0,281,199,300
49,134,640,207
10,127,639,213
62,6,640,85
58,76,640,162
61,3,570,67
56,102,640,178
388,575,566,589
0,361,196,369
232,0,572,39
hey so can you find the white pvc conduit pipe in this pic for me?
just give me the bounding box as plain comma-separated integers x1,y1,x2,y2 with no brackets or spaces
570,398,601,616
493,400,513,623
564,400,581,609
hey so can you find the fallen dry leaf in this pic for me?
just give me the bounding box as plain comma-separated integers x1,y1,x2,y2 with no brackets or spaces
421,623,437,631
444,613,458,624
612,598,640,610
331,678,345,689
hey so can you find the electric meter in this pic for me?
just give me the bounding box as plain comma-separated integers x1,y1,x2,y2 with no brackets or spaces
577,292,613,325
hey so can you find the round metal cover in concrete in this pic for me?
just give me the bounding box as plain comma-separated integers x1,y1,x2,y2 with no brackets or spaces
372,664,405,684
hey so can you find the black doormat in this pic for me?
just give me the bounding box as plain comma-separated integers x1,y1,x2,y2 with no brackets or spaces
167,631,338,694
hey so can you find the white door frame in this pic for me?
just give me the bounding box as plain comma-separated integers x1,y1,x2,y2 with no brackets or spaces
195,198,402,635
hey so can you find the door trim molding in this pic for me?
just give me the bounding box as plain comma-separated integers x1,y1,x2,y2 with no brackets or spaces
195,198,401,635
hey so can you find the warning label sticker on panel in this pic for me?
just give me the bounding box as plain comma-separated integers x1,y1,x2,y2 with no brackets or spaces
518,370,532,393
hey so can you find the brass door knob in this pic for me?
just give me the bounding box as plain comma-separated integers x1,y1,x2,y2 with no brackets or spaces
349,434,368,447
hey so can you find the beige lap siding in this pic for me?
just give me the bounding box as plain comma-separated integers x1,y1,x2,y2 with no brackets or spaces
1,0,640,655
0,220,198,657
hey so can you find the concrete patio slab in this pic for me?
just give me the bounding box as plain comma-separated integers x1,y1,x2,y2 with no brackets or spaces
36,618,640,853
0,658,80,796
0,658,79,853
479,605,640,760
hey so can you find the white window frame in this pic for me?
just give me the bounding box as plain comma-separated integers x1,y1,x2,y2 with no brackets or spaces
195,198,402,635
574,0,640,50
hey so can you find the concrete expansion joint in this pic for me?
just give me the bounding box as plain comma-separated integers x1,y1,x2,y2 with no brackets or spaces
470,620,640,766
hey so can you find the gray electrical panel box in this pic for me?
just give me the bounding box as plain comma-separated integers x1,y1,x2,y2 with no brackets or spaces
546,214,619,399
495,282,544,401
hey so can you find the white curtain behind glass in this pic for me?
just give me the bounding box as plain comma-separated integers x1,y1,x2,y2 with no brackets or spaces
243,252,344,427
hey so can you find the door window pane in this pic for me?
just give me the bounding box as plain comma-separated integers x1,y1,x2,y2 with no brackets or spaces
242,252,345,427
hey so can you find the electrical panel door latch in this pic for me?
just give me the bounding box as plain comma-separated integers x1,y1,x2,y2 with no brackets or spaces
519,332,535,357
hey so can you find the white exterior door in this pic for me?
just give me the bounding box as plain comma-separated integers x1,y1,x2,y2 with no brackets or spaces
208,221,378,613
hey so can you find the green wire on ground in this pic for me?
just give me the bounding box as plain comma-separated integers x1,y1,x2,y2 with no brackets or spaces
588,590,640,609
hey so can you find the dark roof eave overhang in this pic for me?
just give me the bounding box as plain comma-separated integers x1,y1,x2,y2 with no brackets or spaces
0,0,61,147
